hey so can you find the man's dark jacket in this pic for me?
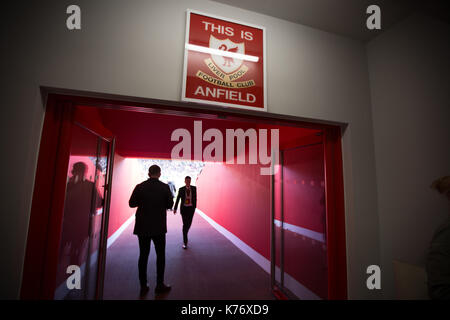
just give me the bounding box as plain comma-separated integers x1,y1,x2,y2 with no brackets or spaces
174,186,197,211
129,178,174,236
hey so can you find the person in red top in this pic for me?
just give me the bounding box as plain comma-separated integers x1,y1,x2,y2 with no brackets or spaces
174,176,197,249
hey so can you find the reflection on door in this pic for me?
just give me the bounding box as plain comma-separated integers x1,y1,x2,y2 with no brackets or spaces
54,123,111,300
273,142,328,300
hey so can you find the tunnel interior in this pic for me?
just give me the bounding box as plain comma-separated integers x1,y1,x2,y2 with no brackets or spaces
54,104,329,300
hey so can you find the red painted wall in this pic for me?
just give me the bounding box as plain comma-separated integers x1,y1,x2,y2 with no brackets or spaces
283,143,326,234
85,106,331,297
281,143,328,299
108,155,143,237
196,138,329,299
23,97,346,299
97,107,318,159
197,162,271,259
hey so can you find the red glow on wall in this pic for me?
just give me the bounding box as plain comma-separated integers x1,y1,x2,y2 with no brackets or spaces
197,162,271,259
107,156,142,237
22,95,346,299
283,144,326,234
196,140,329,298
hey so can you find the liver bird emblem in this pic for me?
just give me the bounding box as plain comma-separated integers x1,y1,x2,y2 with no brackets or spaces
218,44,239,67
209,35,245,74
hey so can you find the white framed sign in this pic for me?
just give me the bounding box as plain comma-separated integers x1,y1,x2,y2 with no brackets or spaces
182,9,267,111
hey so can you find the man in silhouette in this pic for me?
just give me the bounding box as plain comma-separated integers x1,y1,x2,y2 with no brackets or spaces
174,176,197,249
129,165,173,297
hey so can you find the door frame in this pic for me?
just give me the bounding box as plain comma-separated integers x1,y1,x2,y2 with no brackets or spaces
21,87,347,299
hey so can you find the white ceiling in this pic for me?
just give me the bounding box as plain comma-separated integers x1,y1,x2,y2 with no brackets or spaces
211,0,449,41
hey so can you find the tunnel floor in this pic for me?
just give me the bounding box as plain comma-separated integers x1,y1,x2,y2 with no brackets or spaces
103,210,275,300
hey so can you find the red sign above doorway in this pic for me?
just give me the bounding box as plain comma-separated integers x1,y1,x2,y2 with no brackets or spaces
182,10,266,111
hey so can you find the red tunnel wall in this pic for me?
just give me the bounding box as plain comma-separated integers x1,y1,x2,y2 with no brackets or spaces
196,162,271,259
280,143,328,299
85,105,331,297
95,107,318,159
108,155,142,238
283,143,326,233
196,138,328,298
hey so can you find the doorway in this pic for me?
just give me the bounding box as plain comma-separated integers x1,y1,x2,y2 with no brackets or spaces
21,89,347,300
